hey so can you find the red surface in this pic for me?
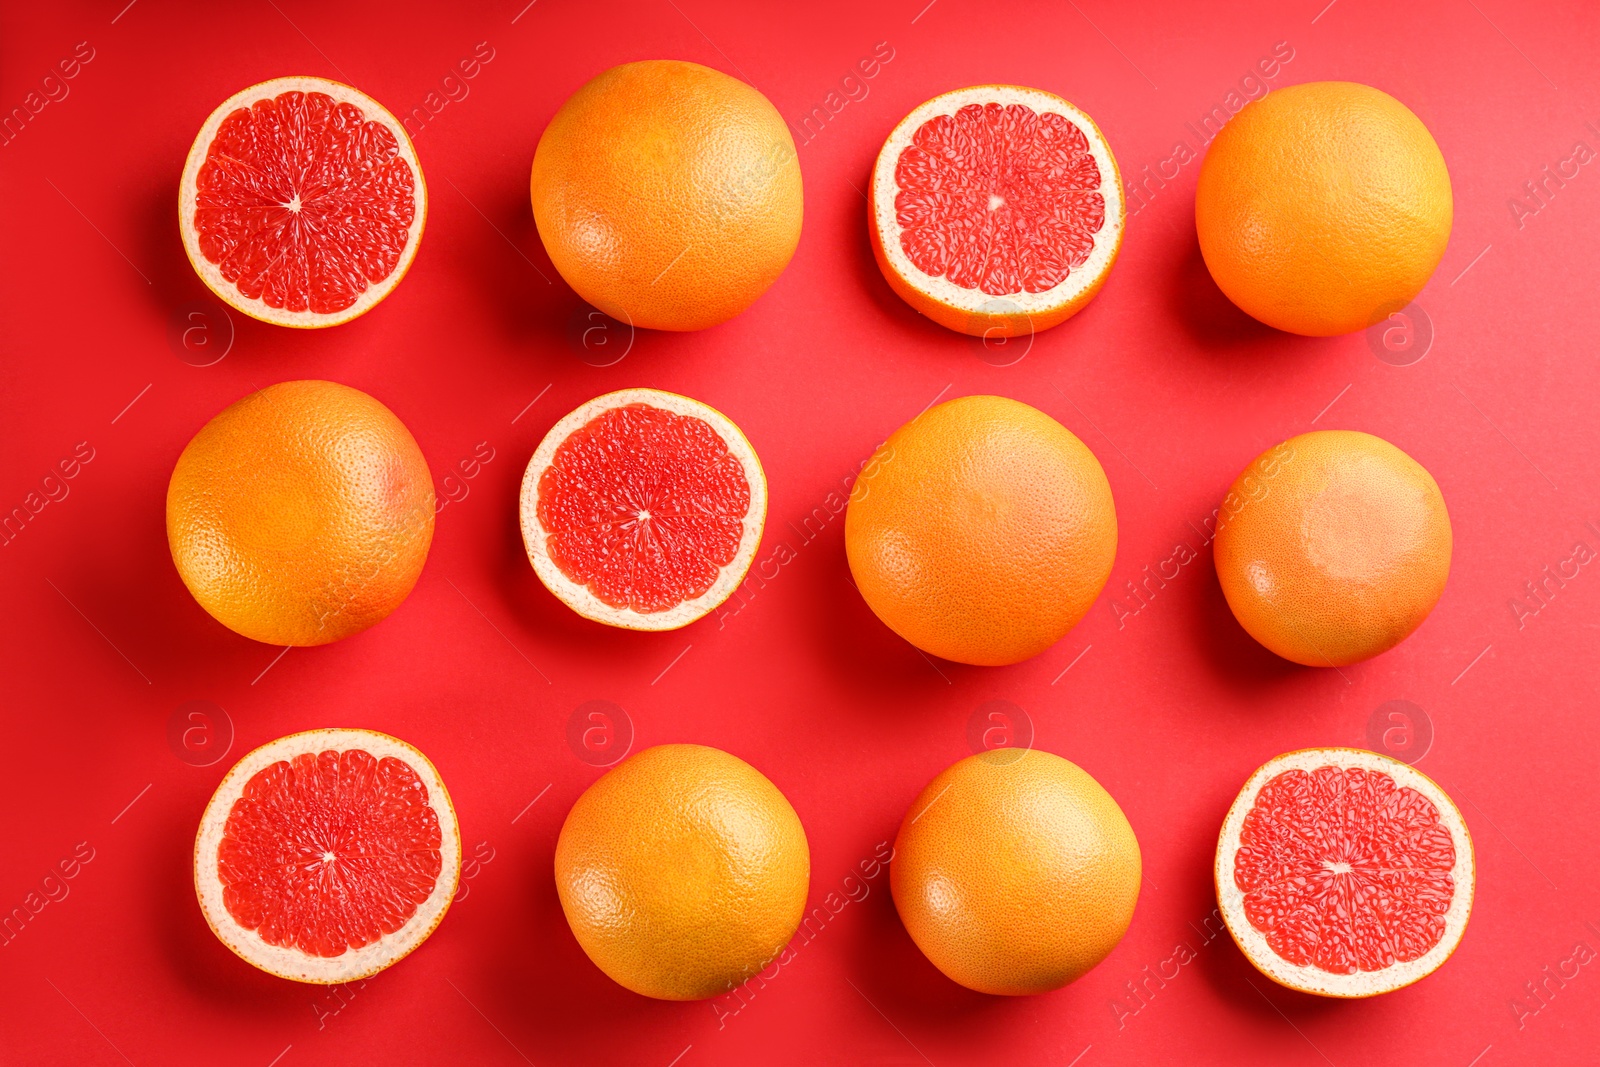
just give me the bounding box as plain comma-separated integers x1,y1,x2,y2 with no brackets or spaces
2,1,1598,1064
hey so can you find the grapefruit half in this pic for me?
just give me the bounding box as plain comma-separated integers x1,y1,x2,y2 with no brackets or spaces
1215,748,1473,997
179,76,426,328
194,729,460,983
869,85,1124,339
519,389,767,631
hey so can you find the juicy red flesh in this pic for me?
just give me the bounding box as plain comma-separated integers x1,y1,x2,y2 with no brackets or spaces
895,102,1106,297
537,403,751,614
1234,766,1456,974
219,749,442,958
193,91,416,315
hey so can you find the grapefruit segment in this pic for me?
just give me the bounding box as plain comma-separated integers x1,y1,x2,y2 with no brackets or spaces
1215,748,1473,997
179,77,426,328
195,729,460,983
870,85,1124,338
520,389,767,631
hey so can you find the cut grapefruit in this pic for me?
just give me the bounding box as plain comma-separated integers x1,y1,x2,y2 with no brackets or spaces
869,85,1124,339
179,76,426,328
1215,748,1473,997
519,389,766,631
194,729,460,983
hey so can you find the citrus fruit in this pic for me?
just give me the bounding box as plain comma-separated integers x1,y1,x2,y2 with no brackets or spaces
194,728,460,984
1213,430,1450,667
554,744,809,1000
167,380,435,646
891,750,1140,995
844,395,1115,666
530,60,802,331
1195,81,1452,336
869,85,1124,338
1216,747,1474,997
179,76,426,328
519,388,766,631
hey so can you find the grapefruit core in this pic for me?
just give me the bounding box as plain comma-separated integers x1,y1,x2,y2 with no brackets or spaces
870,85,1124,339
179,76,426,328
519,389,767,631
1215,748,1473,997
194,729,460,984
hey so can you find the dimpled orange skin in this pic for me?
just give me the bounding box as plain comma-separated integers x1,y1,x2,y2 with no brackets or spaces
891,750,1141,996
166,381,435,646
1213,430,1451,667
530,60,803,332
844,395,1116,666
554,744,810,1001
1195,81,1452,336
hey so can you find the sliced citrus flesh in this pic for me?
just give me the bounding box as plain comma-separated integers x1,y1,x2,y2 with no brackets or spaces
519,389,767,630
179,76,426,328
195,729,460,983
1215,748,1473,997
870,85,1124,338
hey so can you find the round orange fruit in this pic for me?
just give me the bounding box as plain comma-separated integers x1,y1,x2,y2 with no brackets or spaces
167,380,435,646
1195,81,1452,336
844,395,1116,666
554,744,809,1000
1213,430,1451,667
530,60,802,331
891,750,1141,995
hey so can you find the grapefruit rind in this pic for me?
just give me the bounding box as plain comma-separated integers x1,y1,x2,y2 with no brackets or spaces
194,728,460,984
519,388,768,631
178,76,428,329
869,85,1125,338
1214,747,1473,998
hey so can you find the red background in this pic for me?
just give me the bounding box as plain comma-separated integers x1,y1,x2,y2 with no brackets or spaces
2,1,1598,1064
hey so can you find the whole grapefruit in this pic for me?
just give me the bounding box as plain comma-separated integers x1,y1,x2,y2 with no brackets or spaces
1212,430,1451,666
1195,81,1451,336
530,60,802,331
554,744,809,1000
844,395,1116,666
167,380,435,646
892,750,1141,995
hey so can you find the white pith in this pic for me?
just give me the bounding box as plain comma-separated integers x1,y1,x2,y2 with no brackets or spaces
871,84,1124,317
1214,747,1474,998
194,729,461,984
178,76,428,329
519,389,768,632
